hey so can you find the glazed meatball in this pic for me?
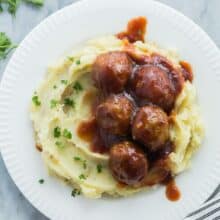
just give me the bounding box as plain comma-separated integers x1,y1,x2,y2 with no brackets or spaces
92,51,133,94
130,65,176,112
144,159,170,186
109,141,148,185
132,105,169,151
96,94,134,135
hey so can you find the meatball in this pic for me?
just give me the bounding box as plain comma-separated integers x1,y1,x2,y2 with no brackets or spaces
144,159,170,186
92,51,133,94
130,65,176,112
109,141,148,185
132,105,169,151
96,94,134,135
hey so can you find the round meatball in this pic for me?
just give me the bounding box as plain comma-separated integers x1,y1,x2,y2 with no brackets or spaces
92,51,133,94
109,141,148,185
130,65,175,112
132,105,169,151
96,94,134,135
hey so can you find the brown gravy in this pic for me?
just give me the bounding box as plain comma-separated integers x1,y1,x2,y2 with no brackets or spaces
165,179,181,201
77,118,109,154
117,17,147,43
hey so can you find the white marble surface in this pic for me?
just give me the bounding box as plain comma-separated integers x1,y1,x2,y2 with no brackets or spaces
0,0,220,219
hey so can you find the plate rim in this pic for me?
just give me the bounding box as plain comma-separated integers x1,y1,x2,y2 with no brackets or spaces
1,0,220,219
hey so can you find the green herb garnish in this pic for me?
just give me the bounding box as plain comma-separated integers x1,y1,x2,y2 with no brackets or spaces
74,156,87,169
0,0,44,15
32,95,41,106
71,188,81,197
50,99,58,108
75,60,80,65
25,0,44,6
7,0,20,15
83,160,87,169
53,85,57,89
61,79,68,85
38,179,44,184
53,126,61,138
63,128,72,139
73,81,83,93
97,164,103,173
68,56,74,62
79,174,86,180
55,141,64,149
0,4,3,12
64,98,75,107
0,32,17,60
74,156,81,161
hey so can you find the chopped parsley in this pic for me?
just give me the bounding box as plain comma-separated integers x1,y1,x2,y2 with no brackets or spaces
32,95,41,106
53,126,61,138
61,79,68,85
63,128,72,139
83,160,87,169
75,60,80,65
73,156,87,169
68,56,74,62
38,179,44,184
64,98,75,107
73,81,83,93
50,99,58,108
79,174,86,180
53,85,57,89
71,188,81,197
0,32,17,60
97,164,103,173
0,0,44,15
25,0,44,6
7,0,20,15
74,156,81,161
55,141,64,149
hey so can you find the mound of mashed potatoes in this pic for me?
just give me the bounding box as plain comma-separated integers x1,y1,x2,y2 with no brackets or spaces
30,35,204,198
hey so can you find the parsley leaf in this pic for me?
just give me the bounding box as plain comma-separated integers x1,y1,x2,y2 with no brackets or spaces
83,160,87,169
0,3,3,12
75,60,80,65
61,79,68,85
64,98,75,107
25,0,44,6
55,141,64,149
79,174,86,180
38,179,44,184
0,32,17,60
73,156,87,169
50,99,58,108
7,0,20,15
71,188,81,197
53,127,61,138
73,82,83,93
97,164,103,173
63,128,72,139
74,156,81,161
32,95,41,106
68,56,74,62
53,85,57,89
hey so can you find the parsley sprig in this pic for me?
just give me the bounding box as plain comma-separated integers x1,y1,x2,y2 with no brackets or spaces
32,95,41,106
73,156,87,169
0,0,44,15
0,32,17,60
73,81,83,93
71,188,81,197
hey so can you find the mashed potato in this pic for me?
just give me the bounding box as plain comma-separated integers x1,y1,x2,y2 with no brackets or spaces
30,36,204,198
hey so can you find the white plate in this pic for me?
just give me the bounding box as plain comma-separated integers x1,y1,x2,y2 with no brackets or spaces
1,0,220,219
